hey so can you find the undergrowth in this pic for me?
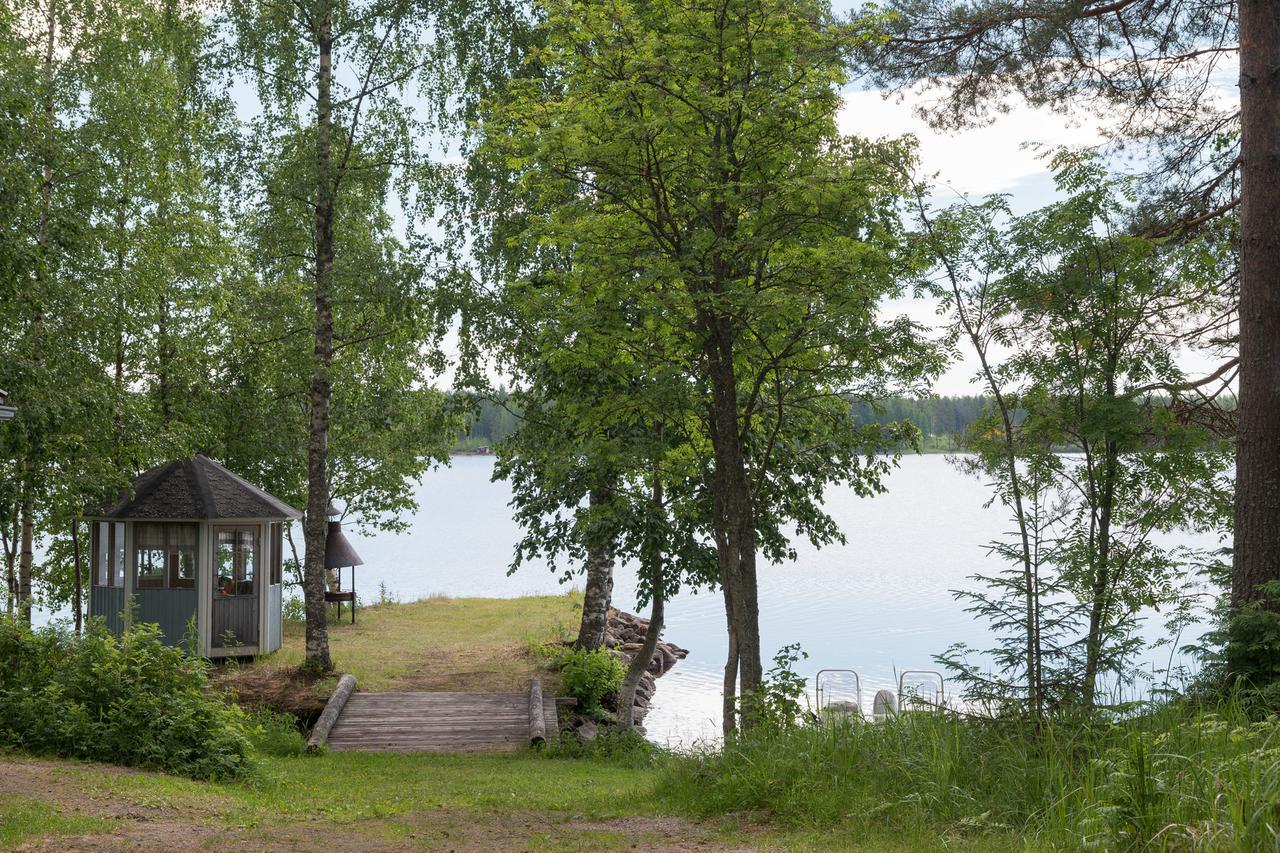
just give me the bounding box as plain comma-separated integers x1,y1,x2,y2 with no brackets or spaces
0,620,253,780
657,702,1280,850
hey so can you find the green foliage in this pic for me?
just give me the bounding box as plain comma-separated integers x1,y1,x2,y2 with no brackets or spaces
743,644,810,732
282,594,305,624
375,582,398,607
466,0,942,719
0,0,239,616
659,703,1280,849
1193,581,1280,712
1225,583,1280,693
859,0,1240,233
923,154,1233,714
544,727,658,766
245,707,307,758
554,646,624,715
0,620,252,779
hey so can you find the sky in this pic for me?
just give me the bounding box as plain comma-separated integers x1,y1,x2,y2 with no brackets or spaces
837,83,1107,395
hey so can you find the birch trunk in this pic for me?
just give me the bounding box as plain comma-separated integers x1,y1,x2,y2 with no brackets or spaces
303,2,335,671
575,482,615,650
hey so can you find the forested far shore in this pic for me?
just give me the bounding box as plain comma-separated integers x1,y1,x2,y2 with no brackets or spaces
456,393,989,451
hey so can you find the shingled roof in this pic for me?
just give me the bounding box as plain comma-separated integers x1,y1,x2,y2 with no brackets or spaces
96,455,301,521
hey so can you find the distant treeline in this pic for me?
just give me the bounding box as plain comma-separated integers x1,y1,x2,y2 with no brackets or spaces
848,396,987,439
454,391,522,450
456,392,989,451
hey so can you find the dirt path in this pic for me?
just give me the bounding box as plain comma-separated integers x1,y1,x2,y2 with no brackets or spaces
1,758,765,852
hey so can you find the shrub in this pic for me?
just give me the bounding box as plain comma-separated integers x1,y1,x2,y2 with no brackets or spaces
555,646,624,714
281,594,305,624
744,643,808,731
545,726,658,766
245,708,307,757
0,620,252,779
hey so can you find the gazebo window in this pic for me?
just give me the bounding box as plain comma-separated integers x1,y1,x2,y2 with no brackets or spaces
215,528,257,597
92,521,125,587
171,526,197,588
133,523,198,589
270,523,283,585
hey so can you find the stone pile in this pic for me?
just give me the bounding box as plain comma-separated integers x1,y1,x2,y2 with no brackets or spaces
566,608,689,740
603,608,689,725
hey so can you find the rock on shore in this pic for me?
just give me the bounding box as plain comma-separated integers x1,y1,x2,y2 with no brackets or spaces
608,608,688,723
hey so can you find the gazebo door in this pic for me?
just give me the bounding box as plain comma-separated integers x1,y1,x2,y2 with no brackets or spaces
212,527,259,648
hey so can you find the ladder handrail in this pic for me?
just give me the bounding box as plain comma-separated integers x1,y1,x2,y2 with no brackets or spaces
897,669,946,709
815,668,861,711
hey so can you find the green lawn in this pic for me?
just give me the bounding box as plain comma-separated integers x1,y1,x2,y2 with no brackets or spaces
274,593,576,689
0,750,751,850
0,795,114,847
215,593,581,715
0,748,1021,850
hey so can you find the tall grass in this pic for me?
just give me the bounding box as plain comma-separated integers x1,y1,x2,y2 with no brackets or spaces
658,703,1280,850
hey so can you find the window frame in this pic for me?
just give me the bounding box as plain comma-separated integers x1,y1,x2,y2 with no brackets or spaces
213,526,258,598
132,523,198,591
92,521,125,588
270,523,283,586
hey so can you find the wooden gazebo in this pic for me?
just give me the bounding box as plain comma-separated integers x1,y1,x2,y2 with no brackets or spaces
86,454,300,658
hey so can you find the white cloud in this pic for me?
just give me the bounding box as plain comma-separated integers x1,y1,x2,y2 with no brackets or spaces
843,86,1113,397
839,86,1105,197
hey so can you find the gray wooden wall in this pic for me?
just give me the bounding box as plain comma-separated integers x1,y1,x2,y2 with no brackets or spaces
135,588,199,647
211,596,258,648
89,586,126,636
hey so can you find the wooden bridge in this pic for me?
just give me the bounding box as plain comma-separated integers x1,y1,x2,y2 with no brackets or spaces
306,675,557,753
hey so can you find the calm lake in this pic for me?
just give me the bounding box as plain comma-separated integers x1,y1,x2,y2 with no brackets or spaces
343,453,1220,747
31,453,1217,746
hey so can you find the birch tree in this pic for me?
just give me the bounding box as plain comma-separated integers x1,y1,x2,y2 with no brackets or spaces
225,0,521,669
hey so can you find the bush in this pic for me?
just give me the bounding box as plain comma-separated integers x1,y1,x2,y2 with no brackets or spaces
0,620,253,779
281,594,305,624
555,646,624,714
744,643,808,731
545,726,658,766
245,708,307,757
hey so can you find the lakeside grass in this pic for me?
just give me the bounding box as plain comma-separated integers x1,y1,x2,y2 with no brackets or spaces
214,593,581,712
0,748,1014,850
9,595,1278,849
658,702,1280,850
275,592,580,692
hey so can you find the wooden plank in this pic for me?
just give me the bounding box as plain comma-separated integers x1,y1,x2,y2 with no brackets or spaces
329,734,526,743
335,714,529,723
331,723,524,732
322,685,559,753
